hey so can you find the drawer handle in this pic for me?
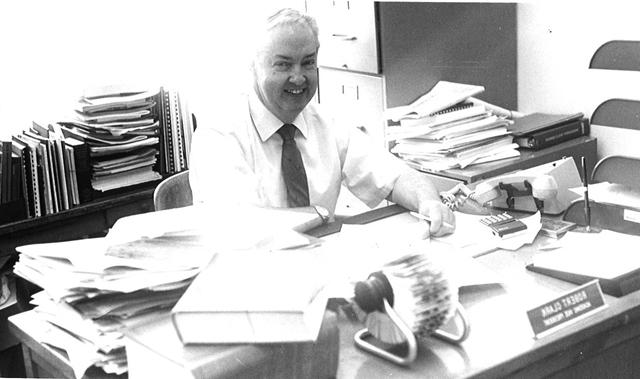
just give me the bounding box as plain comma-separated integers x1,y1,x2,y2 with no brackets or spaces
331,33,357,41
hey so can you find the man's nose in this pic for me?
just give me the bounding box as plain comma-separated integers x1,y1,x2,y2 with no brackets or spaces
289,67,306,85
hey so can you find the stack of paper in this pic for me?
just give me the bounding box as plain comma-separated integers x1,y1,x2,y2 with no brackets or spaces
10,204,327,376
60,87,163,192
12,229,215,376
386,81,519,172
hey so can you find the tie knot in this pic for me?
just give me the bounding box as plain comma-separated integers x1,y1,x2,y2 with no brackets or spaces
277,124,297,142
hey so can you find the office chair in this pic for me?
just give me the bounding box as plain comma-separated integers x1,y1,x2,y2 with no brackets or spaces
153,170,193,211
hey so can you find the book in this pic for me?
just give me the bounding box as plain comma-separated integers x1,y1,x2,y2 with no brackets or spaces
11,138,35,218
171,250,329,344
514,117,590,150
385,81,485,122
0,141,11,204
13,134,43,217
63,135,93,204
540,218,577,238
526,230,640,297
507,112,584,138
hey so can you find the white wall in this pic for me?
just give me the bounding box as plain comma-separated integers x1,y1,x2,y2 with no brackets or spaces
518,1,640,159
518,1,640,115
0,0,304,139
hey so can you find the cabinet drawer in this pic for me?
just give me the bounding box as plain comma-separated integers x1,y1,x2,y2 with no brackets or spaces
308,0,378,73
318,67,386,147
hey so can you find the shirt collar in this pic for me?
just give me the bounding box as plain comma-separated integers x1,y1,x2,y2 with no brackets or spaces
248,89,309,142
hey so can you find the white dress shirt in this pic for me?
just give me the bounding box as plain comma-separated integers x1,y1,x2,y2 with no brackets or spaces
189,90,410,216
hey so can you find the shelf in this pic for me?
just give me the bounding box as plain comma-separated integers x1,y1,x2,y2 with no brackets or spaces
589,40,640,71
0,186,155,256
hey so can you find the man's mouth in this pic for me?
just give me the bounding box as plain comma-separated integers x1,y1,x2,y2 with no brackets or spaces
285,88,305,95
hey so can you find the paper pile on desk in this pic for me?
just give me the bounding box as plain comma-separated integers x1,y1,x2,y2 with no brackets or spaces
386,81,519,172
11,205,324,376
13,233,213,377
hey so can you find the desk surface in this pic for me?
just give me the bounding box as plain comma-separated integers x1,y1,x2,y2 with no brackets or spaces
334,213,640,378
9,208,640,379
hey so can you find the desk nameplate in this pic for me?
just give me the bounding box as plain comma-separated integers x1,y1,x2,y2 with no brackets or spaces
527,280,607,338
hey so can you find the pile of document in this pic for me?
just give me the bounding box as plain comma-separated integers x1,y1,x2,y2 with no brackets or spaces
386,81,519,172
61,87,163,192
10,204,328,376
12,223,215,376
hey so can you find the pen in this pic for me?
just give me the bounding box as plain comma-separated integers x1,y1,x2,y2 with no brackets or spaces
581,156,591,232
409,212,454,229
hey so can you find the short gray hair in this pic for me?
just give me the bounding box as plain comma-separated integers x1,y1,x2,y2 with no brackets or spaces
265,8,319,43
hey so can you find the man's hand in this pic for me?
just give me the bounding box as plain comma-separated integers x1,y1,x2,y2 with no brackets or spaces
417,200,456,237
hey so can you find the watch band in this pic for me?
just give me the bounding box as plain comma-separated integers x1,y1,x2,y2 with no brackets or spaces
313,205,330,224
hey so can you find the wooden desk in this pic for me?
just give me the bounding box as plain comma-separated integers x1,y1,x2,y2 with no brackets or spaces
9,311,123,379
9,208,640,378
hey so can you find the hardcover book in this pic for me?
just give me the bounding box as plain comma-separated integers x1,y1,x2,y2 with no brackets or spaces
171,249,329,344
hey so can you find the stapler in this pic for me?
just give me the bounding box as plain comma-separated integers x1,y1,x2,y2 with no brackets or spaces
440,157,583,215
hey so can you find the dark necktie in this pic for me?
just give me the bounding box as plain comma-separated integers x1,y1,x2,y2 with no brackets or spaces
277,124,310,207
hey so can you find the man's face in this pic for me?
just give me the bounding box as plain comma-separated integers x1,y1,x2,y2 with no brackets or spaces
253,23,319,124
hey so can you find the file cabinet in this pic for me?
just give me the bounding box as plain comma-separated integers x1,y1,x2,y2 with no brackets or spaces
318,67,386,147
308,1,517,214
308,0,517,142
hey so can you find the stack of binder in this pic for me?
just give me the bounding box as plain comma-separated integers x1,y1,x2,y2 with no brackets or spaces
386,82,519,172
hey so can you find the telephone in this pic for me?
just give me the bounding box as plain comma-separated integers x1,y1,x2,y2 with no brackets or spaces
441,157,583,215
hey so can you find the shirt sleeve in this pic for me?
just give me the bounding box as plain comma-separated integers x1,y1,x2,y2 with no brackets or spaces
339,126,412,208
189,126,262,207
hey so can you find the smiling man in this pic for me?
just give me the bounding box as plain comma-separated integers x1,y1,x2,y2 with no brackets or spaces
189,8,455,237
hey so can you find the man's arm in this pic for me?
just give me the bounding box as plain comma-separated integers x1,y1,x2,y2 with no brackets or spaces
387,170,455,237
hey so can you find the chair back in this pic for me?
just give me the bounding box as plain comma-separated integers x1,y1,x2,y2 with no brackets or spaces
153,170,193,211
591,155,640,188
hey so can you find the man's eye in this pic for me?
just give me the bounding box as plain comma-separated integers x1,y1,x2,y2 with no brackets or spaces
303,59,317,68
274,62,291,70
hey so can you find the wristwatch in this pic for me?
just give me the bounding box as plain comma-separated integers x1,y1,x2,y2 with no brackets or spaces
313,205,330,224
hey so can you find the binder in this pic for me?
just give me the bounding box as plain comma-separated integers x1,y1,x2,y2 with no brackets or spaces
11,138,34,218
514,117,590,150
13,135,43,217
23,131,57,214
508,112,584,137
64,135,93,204
0,141,11,204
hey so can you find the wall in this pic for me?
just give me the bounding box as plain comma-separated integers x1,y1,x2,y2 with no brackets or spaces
0,0,304,139
517,1,640,158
